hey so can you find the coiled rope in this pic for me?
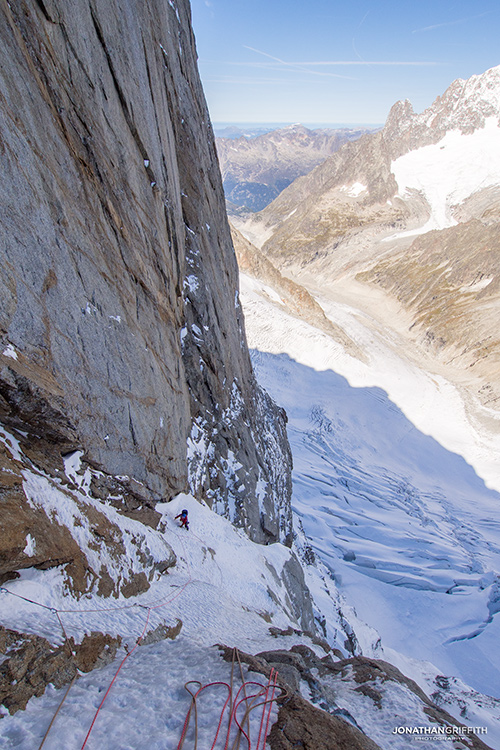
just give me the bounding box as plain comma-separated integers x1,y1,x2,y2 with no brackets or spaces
176,648,285,750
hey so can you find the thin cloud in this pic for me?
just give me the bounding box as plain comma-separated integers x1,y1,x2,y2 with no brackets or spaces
243,46,355,80
358,10,370,28
204,77,317,85
413,11,492,33
282,61,438,67
243,47,438,69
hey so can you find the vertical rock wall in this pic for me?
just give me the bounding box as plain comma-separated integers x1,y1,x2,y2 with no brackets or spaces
0,0,292,544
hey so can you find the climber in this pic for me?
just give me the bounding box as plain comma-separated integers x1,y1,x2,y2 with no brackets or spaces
175,509,189,530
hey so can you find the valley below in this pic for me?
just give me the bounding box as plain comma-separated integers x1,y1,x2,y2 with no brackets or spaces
228,68,500,736
239,266,500,742
289,273,500,489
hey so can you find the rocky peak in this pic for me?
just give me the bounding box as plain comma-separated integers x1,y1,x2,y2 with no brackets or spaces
237,63,500,274
384,98,415,133
382,64,500,157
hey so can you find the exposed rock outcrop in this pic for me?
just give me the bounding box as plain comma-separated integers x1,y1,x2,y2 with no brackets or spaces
219,645,382,750
0,426,177,597
0,0,292,546
220,646,494,750
0,626,121,715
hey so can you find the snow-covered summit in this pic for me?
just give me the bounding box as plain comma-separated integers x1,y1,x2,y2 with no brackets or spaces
380,65,500,236
444,64,500,117
385,64,500,153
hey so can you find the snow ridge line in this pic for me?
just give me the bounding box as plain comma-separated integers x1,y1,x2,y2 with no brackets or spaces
2,517,283,748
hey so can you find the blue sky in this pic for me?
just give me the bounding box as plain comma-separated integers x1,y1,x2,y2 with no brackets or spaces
190,0,500,125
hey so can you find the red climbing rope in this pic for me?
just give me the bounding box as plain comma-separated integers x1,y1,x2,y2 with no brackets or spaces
255,669,275,750
231,679,277,750
176,681,232,750
0,520,198,749
259,670,278,750
79,607,152,749
79,525,195,748
3,518,284,750
176,663,284,750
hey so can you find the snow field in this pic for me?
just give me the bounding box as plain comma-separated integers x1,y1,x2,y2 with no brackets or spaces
239,272,500,740
241,274,500,491
391,117,500,236
1,639,281,750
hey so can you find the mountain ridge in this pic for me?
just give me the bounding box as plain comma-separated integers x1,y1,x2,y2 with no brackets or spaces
234,64,500,414
237,64,500,258
217,123,375,211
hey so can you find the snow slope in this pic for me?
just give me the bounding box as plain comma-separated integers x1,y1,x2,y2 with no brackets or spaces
3,265,500,746
1,638,280,750
0,492,293,748
2,423,378,749
2,288,500,748
239,272,500,743
0,431,317,749
390,117,500,237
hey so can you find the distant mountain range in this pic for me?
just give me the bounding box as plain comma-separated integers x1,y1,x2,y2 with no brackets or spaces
213,122,381,139
216,123,377,211
234,65,500,412
213,124,285,139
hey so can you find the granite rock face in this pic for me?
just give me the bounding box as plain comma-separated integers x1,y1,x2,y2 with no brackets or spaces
0,0,292,544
